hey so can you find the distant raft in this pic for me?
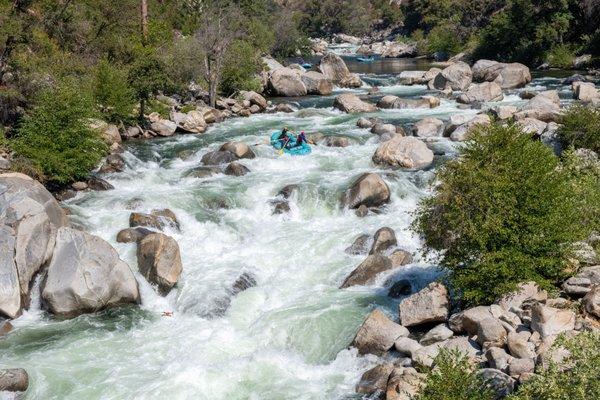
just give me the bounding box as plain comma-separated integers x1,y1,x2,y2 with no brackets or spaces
270,131,312,156
356,56,376,63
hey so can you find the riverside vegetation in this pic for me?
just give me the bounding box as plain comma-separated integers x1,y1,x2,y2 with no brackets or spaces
2,0,600,399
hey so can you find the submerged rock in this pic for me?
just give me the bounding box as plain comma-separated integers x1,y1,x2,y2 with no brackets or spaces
42,227,140,317
340,254,393,288
345,234,371,255
201,150,237,165
224,162,250,177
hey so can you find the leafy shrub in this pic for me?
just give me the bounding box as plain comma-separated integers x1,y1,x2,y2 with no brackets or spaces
128,49,169,120
426,24,463,55
93,59,136,124
10,80,107,186
558,105,600,153
414,124,596,305
415,349,495,400
220,40,263,96
509,332,600,400
546,44,576,68
146,99,171,119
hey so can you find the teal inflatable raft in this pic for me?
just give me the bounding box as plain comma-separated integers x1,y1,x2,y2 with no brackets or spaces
270,131,312,156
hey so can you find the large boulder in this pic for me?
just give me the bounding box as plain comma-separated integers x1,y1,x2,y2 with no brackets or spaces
477,317,508,348
385,367,424,400
448,306,493,335
496,282,547,311
340,254,393,288
515,90,561,122
219,141,256,159
150,119,177,137
420,324,454,346
301,71,333,95
449,114,492,142
583,285,600,318
457,82,504,104
269,67,307,97
399,70,426,85
177,110,207,134
377,95,435,109
432,62,473,91
372,136,434,169
201,150,237,165
319,53,362,88
369,227,397,255
129,209,179,231
41,227,140,317
507,331,536,359
0,173,69,318
358,41,417,58
530,304,575,339
399,282,449,327
479,369,516,398
563,266,600,296
573,82,600,103
350,309,409,355
333,93,377,113
0,368,29,392
241,91,267,110
356,363,394,396
340,173,390,209
472,60,531,89
137,233,183,295
494,63,532,89
412,117,444,138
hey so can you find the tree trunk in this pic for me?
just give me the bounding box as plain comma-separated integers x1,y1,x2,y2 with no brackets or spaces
209,79,218,109
139,97,146,123
140,0,148,45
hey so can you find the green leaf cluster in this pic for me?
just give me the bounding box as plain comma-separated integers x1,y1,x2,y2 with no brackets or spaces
10,80,107,186
414,124,598,305
415,349,495,400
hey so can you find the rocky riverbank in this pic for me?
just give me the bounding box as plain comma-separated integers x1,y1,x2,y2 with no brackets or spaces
2,49,600,397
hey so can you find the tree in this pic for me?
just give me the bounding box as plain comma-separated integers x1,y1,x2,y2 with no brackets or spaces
10,80,107,186
190,1,244,108
414,124,598,305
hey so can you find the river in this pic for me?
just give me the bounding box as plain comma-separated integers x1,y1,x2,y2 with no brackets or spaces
0,59,573,399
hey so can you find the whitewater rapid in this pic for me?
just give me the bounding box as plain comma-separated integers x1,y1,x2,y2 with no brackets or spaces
0,70,568,399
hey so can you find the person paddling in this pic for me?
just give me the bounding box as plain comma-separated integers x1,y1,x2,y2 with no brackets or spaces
277,127,291,148
291,131,307,148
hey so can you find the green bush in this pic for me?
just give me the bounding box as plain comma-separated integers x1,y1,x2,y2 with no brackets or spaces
415,349,495,400
93,59,136,124
546,44,576,68
219,40,263,96
426,24,463,55
11,81,107,185
558,105,600,153
414,124,596,305
509,332,600,400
